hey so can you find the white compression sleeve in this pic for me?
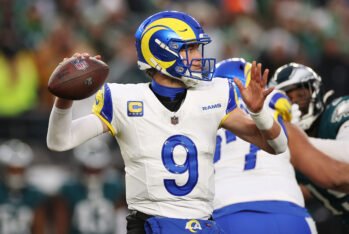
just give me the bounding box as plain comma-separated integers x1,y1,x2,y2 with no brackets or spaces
309,120,349,163
249,107,287,154
47,106,104,151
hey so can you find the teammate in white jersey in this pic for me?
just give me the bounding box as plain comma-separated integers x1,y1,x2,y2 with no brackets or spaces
46,11,287,234
213,58,349,234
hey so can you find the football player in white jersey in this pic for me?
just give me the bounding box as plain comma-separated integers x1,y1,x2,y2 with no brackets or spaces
213,58,349,234
46,11,287,234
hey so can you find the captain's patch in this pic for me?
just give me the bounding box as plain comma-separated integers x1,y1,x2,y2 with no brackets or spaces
127,101,143,117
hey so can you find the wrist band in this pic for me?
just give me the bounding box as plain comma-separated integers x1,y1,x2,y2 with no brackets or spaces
267,131,288,154
249,107,274,130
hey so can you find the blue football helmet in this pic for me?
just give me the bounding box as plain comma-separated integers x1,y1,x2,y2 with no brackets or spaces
214,58,252,112
135,11,216,87
214,58,251,98
270,63,325,130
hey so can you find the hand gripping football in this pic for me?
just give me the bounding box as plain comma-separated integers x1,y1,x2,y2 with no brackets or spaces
48,56,109,100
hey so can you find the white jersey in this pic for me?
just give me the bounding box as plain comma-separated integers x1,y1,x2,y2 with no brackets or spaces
92,79,237,219
214,90,305,211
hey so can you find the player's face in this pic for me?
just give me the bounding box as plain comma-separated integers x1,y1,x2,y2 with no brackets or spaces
286,87,311,115
180,44,202,71
5,166,26,190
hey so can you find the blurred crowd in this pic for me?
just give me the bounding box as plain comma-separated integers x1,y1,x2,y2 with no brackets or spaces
0,0,348,233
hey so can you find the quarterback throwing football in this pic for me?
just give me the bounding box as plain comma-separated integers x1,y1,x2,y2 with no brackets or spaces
47,11,287,234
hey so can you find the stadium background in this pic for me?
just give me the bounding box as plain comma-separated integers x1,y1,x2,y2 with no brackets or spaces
0,0,348,233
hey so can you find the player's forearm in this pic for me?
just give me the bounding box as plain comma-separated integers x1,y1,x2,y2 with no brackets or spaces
55,97,73,109
309,138,349,164
335,163,349,194
47,105,104,151
289,124,349,192
296,152,349,193
313,156,349,193
250,107,288,154
331,162,349,193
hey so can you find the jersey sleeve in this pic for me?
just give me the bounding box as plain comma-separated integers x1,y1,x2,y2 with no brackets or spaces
226,80,238,114
318,96,349,139
219,80,239,127
92,83,117,136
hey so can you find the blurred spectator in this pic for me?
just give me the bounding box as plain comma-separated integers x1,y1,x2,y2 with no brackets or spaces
315,36,349,98
220,16,264,62
222,0,256,15
0,49,39,117
0,0,48,117
184,2,226,61
0,139,47,234
35,18,94,111
77,0,129,61
258,28,302,77
108,29,149,84
53,138,125,234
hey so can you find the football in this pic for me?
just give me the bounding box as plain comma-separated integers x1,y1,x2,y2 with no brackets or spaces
48,56,109,100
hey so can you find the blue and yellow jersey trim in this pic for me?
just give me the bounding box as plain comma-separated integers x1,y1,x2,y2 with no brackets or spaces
220,80,238,127
92,84,116,136
268,91,292,138
244,62,252,88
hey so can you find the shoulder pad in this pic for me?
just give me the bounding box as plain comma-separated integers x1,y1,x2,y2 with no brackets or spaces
330,97,349,123
266,90,292,122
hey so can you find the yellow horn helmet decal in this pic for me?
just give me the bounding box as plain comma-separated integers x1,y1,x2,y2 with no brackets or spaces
141,26,175,69
141,18,196,70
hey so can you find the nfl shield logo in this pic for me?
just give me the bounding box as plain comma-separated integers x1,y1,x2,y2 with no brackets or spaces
171,116,179,125
72,59,89,71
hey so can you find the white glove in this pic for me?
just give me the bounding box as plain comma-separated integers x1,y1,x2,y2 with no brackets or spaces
291,104,302,126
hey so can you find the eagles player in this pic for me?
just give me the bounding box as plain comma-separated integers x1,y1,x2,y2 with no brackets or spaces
54,139,124,234
46,11,287,234
0,139,47,234
271,63,349,233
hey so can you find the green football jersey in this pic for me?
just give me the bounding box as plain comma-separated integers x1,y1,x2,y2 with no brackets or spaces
60,176,124,234
298,96,349,229
0,183,46,233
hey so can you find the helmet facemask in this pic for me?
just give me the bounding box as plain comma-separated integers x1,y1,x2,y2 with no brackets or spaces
176,40,216,86
271,63,324,130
